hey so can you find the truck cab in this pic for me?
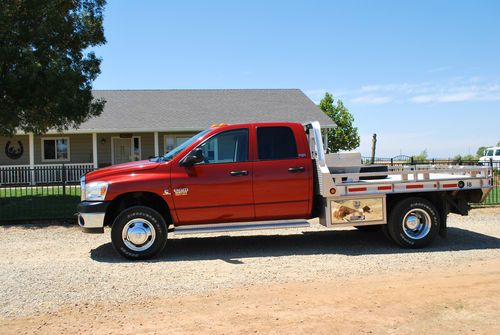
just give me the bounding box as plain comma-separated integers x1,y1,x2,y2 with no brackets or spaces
479,147,500,164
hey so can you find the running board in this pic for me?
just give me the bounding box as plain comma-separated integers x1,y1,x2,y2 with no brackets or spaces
174,220,310,235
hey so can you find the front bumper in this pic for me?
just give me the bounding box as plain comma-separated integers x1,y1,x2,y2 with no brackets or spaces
77,201,109,233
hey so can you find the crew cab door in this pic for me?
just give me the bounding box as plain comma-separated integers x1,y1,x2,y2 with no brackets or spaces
252,125,312,220
170,128,254,225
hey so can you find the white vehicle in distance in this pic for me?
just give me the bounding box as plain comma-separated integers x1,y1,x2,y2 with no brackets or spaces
479,147,500,164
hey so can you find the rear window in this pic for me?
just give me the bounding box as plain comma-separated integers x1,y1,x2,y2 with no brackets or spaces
257,126,298,160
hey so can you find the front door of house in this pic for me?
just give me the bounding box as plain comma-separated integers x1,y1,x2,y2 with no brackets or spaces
113,138,131,164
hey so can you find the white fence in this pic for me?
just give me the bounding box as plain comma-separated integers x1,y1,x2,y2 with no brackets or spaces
0,164,94,185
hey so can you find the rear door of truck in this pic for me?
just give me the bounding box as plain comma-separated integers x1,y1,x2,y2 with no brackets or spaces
252,123,312,220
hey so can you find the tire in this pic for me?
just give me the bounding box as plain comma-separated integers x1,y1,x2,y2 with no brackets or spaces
386,197,440,248
111,206,168,260
354,225,382,232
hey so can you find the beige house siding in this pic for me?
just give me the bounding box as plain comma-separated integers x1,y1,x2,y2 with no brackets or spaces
0,135,30,165
0,132,199,167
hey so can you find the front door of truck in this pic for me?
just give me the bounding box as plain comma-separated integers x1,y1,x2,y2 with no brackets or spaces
252,125,312,220
171,128,254,225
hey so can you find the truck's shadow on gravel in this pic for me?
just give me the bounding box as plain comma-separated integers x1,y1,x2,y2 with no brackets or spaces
90,227,500,263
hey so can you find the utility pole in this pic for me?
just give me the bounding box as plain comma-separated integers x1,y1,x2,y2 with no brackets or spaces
371,134,377,164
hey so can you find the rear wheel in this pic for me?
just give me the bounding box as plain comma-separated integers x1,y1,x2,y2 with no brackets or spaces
386,197,440,248
111,206,168,260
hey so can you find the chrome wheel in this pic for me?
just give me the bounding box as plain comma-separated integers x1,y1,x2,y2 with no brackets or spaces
122,218,156,252
402,209,431,240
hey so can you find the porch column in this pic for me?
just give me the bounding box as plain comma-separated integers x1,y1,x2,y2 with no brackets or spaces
92,133,98,169
29,133,35,185
154,132,159,157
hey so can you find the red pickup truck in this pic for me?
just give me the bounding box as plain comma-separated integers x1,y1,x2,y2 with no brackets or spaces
78,121,492,259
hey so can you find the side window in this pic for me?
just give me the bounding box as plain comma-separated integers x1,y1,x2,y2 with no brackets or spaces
495,149,500,156
198,129,248,164
257,126,298,160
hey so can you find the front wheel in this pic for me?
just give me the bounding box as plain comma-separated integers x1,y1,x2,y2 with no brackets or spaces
111,206,168,260
386,197,440,248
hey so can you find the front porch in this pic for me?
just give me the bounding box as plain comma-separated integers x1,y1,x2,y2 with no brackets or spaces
0,131,197,186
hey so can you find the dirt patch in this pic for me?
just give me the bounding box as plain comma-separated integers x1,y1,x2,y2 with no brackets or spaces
2,258,499,335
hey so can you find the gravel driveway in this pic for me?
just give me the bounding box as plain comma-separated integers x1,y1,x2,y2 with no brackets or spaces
1,207,499,318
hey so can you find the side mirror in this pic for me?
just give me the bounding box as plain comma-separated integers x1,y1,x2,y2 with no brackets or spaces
180,148,204,166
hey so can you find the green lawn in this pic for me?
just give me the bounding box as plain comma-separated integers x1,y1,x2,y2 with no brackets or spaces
484,187,499,204
0,186,81,222
0,186,80,197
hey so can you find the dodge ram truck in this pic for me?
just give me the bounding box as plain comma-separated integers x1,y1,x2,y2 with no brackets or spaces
78,122,492,259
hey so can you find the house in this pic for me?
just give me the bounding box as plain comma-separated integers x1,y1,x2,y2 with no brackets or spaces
0,89,334,184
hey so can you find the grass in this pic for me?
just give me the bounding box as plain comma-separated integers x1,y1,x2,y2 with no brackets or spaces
0,186,80,197
484,187,499,204
0,186,81,222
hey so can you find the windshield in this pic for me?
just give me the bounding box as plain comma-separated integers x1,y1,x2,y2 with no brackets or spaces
486,149,494,156
163,129,211,161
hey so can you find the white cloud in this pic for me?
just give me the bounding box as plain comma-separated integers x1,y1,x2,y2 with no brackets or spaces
306,77,500,105
410,91,477,103
409,85,500,103
350,95,393,105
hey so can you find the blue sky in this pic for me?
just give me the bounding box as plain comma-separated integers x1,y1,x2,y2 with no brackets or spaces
93,0,500,158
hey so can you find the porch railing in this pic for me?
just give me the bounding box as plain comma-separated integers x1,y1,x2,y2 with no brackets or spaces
0,163,94,186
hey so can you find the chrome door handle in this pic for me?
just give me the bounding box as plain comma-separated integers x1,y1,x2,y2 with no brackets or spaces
288,167,305,173
230,170,249,176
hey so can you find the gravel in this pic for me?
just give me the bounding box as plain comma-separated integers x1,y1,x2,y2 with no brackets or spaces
1,207,499,318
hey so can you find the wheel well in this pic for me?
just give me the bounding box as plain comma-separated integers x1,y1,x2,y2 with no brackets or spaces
386,192,449,237
104,192,172,227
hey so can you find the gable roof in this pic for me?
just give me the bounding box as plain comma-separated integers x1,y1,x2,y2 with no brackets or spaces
66,89,334,133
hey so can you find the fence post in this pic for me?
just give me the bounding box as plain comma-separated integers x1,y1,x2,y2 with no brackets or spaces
62,164,66,196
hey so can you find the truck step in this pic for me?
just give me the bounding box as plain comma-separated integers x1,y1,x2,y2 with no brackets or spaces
173,220,310,235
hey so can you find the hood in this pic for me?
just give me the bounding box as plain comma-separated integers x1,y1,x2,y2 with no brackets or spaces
85,160,161,181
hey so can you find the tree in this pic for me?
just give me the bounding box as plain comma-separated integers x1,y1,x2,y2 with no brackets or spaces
412,149,428,162
476,146,487,158
0,0,106,136
319,92,360,152
453,154,476,162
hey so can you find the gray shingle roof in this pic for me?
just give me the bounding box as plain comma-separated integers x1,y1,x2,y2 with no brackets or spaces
69,89,334,132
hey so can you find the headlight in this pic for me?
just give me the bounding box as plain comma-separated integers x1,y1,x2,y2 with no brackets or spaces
84,181,109,201
80,176,86,201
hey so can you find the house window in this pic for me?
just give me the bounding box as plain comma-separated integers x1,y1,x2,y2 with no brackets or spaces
42,138,70,161
164,135,192,154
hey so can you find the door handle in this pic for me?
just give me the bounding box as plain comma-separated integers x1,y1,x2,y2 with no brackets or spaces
230,170,249,176
288,167,305,173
